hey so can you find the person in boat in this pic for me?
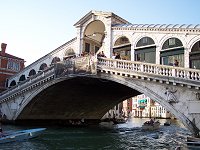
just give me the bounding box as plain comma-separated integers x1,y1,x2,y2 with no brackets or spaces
0,122,4,137
150,118,154,125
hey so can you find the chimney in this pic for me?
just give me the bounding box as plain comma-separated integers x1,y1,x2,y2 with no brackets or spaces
1,43,7,56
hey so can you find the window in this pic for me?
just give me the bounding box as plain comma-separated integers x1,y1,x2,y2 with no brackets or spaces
142,37,148,44
7,61,20,71
121,37,129,43
95,46,99,53
169,38,175,46
85,43,90,53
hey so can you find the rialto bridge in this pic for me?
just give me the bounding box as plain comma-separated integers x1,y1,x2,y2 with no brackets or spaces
0,10,200,136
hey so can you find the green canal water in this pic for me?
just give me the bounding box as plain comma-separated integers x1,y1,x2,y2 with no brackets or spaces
0,118,197,150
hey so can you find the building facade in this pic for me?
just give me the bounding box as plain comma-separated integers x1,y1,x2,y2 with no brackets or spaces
132,94,172,119
0,43,25,92
101,102,123,120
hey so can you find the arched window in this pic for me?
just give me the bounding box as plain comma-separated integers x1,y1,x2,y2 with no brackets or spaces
114,36,130,46
190,40,200,69
84,20,105,54
136,37,155,47
39,63,48,71
162,38,183,50
19,75,26,82
10,80,16,87
113,36,131,60
161,38,184,67
29,69,36,77
135,37,156,63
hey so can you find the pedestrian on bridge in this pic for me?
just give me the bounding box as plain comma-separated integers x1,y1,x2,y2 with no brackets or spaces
173,59,179,67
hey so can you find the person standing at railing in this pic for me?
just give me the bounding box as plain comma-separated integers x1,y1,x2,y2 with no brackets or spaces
173,59,179,67
115,52,121,59
112,52,116,59
97,51,106,57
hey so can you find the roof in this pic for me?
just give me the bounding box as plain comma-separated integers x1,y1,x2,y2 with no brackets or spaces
112,24,200,29
74,10,130,27
0,52,24,61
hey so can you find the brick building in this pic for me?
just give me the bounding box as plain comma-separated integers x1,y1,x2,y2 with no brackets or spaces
0,43,25,92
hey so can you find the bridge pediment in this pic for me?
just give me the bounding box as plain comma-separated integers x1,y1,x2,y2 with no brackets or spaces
73,10,130,27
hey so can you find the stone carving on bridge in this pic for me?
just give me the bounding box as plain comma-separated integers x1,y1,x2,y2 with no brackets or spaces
164,87,178,103
19,94,25,106
54,56,96,78
196,92,200,100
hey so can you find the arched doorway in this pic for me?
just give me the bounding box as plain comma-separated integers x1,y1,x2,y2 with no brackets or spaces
135,37,156,63
161,37,184,67
113,36,131,60
190,40,200,69
83,20,105,55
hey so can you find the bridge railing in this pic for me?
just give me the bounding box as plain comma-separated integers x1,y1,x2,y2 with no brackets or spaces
0,56,96,99
97,57,200,82
0,66,55,99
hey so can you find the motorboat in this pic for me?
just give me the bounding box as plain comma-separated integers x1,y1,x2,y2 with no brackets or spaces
142,120,160,130
164,120,171,126
113,117,127,124
0,128,46,144
186,136,200,146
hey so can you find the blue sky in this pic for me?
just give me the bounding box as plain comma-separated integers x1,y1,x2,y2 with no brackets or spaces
0,0,199,66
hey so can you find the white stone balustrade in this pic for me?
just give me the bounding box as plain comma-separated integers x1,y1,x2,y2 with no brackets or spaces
97,57,200,82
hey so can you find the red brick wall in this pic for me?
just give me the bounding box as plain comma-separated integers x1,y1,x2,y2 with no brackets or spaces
0,57,24,92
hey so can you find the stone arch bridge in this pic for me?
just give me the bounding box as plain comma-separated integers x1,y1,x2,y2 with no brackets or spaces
0,57,200,136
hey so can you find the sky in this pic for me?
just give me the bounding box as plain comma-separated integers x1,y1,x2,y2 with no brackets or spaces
0,0,199,66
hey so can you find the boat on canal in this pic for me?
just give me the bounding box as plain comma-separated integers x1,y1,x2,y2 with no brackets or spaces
142,120,160,130
0,128,46,144
113,117,127,124
164,120,171,126
186,136,200,146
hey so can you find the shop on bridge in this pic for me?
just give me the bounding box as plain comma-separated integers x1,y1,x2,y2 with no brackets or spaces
190,40,200,69
134,37,156,63
113,36,131,60
160,37,184,67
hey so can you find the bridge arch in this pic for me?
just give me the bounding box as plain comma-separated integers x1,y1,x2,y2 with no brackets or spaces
96,73,198,135
13,76,139,121
83,20,106,54
11,72,198,135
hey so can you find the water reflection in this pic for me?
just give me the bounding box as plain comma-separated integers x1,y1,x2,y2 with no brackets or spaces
0,118,198,150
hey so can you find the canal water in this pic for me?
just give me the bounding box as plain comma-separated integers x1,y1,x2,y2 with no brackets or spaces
0,118,198,150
